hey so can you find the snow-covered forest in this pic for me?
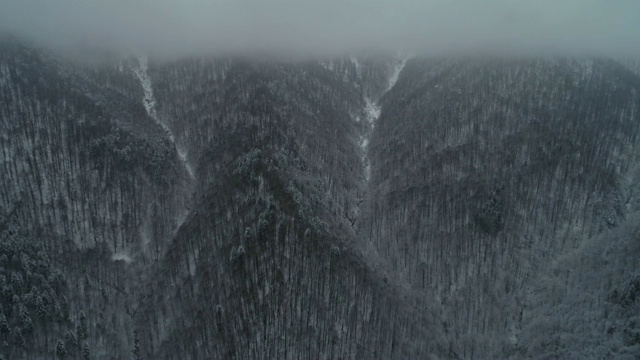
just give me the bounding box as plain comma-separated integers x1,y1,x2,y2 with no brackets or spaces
1,36,640,359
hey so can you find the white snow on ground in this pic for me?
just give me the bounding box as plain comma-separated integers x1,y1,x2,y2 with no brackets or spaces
364,98,381,126
133,56,158,120
112,252,133,264
350,56,360,74
319,59,335,71
387,55,408,91
177,148,194,178
359,54,409,182
360,98,380,181
361,97,380,181
133,55,195,178
174,207,190,236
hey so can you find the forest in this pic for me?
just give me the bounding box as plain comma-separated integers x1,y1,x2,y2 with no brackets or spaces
1,36,640,358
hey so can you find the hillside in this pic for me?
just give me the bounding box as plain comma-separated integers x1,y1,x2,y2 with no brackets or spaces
366,57,640,358
1,38,640,359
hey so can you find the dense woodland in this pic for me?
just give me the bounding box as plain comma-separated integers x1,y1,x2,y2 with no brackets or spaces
1,36,640,358
366,57,640,358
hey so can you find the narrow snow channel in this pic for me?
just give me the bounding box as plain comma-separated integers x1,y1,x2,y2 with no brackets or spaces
360,55,408,181
387,56,408,92
133,56,195,179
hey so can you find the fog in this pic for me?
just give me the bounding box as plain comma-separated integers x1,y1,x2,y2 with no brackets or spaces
1,0,639,58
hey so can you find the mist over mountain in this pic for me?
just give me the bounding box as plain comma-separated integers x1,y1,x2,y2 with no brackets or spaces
1,4,640,358
2,0,640,58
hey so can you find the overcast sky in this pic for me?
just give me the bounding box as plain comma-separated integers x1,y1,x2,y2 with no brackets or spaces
1,0,639,57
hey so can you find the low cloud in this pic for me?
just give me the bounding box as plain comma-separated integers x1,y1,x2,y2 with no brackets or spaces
1,0,639,57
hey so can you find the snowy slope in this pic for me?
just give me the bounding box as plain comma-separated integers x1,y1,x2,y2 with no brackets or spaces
360,54,408,181
133,55,195,179
387,55,408,91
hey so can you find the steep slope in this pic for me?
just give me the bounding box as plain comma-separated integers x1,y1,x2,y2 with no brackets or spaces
0,38,193,358
132,55,195,179
135,58,445,359
360,55,408,181
3,36,640,359
364,57,640,358
518,211,640,359
0,39,192,255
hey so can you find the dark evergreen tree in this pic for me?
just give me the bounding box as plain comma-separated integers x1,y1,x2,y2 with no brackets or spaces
82,341,90,360
77,312,88,341
13,327,25,350
55,339,67,359
0,314,8,335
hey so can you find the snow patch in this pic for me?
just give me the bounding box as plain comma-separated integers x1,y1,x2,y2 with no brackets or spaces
362,156,371,182
189,247,200,276
173,207,190,236
132,56,158,120
350,56,360,75
360,98,379,182
177,148,195,180
112,252,133,264
320,60,335,71
132,55,195,179
359,54,409,182
387,55,408,91
583,59,594,76
360,138,369,149
359,134,371,181
364,97,381,127
360,96,381,182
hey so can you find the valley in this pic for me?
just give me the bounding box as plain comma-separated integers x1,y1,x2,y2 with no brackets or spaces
1,38,640,359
